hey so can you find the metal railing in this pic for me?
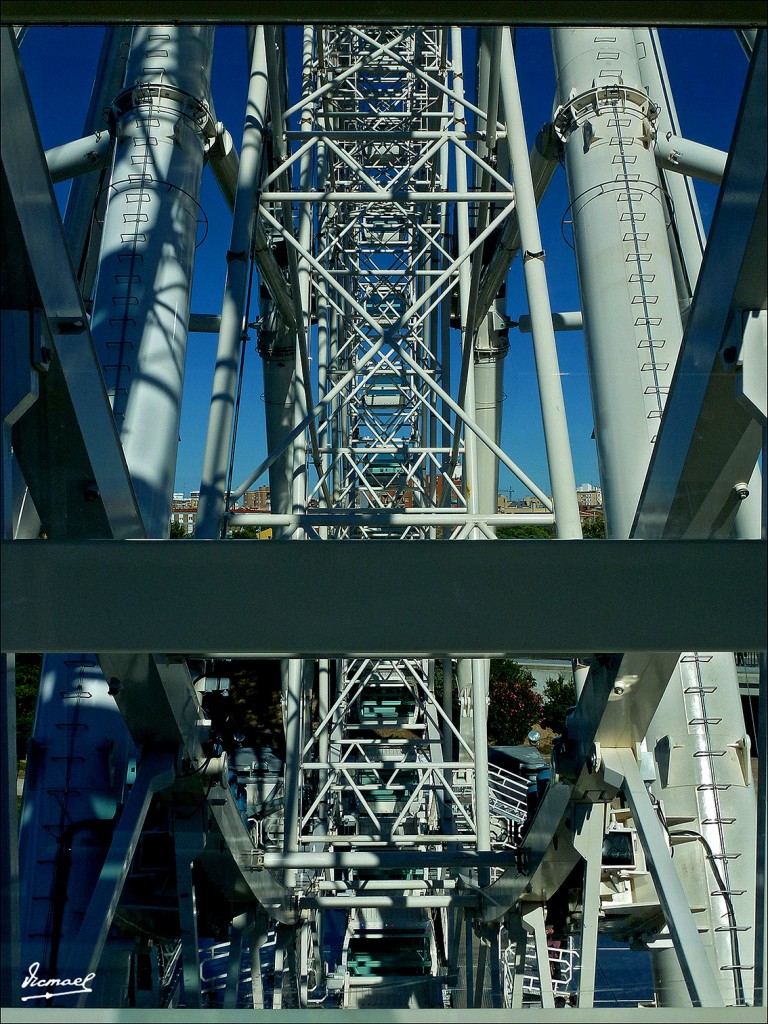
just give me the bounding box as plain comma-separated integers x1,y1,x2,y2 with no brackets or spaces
488,762,529,824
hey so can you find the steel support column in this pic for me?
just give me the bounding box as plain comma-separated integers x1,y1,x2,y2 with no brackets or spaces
500,27,582,539
571,802,605,1008
196,26,269,538
522,903,555,1009
603,747,725,1007
64,749,175,1007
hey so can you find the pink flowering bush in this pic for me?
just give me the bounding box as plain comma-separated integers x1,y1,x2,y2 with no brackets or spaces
487,660,544,745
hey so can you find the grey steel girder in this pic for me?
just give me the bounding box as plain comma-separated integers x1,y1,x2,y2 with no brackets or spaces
632,32,766,540
1,27,144,542
2,539,765,656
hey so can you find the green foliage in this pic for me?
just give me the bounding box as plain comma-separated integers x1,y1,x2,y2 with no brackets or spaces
496,514,606,540
497,523,555,539
169,520,188,538
15,654,42,758
581,514,606,539
231,525,265,539
487,659,544,746
541,674,577,733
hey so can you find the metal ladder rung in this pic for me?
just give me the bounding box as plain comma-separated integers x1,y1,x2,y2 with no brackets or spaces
716,925,751,932
710,889,746,896
688,717,722,726
684,686,717,694
694,750,726,757
701,818,736,825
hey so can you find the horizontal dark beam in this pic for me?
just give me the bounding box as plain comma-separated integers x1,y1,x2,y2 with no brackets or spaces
2,539,765,656
0,2,765,25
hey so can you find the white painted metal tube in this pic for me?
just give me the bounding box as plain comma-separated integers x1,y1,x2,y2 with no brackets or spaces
196,27,269,538
261,335,297,524
205,124,238,210
314,879,456,890
45,130,111,183
518,311,583,333
654,132,727,185
500,28,582,539
472,658,491,864
264,24,329,513
261,852,512,871
282,657,305,877
259,190,512,202
634,29,706,296
552,27,684,538
474,124,561,329
227,513,555,527
90,25,215,538
299,895,476,908
450,25,480,517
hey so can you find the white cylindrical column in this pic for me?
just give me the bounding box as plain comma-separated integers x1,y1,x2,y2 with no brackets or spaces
473,312,509,520
552,27,683,539
553,29,756,1006
197,26,270,538
90,26,215,537
260,311,298,524
500,28,582,539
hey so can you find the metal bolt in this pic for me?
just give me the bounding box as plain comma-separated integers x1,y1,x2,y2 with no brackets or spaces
613,684,625,695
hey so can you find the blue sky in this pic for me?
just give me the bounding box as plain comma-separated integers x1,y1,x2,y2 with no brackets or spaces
18,25,749,500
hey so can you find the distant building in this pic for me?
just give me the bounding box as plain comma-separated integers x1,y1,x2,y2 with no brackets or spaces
497,493,550,514
243,486,271,511
576,483,602,509
170,493,198,535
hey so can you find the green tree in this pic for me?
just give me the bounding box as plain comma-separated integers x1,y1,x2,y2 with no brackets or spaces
581,514,606,538
15,654,42,759
169,520,188,538
541,674,576,733
231,525,265,539
497,523,555,539
487,659,544,745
